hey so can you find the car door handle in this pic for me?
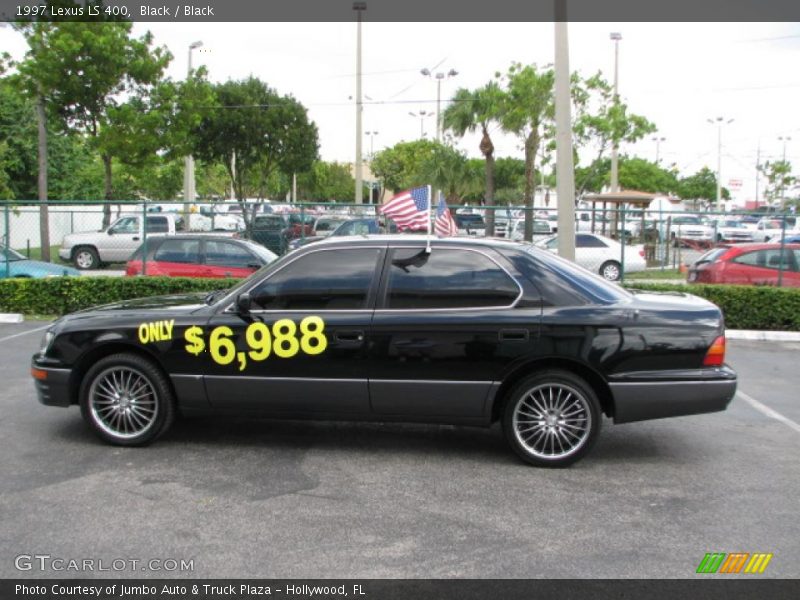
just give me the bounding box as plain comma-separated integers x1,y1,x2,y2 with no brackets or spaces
334,330,365,344
132,236,140,241
499,329,529,342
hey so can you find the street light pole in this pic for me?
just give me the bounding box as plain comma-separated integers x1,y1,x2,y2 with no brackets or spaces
408,111,430,138
183,40,202,229
365,130,379,158
353,2,366,204
609,32,621,194
707,117,734,205
652,136,666,163
420,68,458,143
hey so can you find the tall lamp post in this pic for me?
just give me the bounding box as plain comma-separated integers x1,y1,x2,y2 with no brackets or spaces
707,116,734,205
408,111,432,138
652,136,666,163
183,40,202,230
353,2,366,204
365,130,379,158
420,68,458,143
609,32,622,194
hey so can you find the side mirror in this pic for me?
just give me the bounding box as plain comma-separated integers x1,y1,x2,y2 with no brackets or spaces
236,292,252,314
107,230,114,235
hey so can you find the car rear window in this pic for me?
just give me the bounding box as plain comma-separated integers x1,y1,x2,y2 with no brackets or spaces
384,248,520,309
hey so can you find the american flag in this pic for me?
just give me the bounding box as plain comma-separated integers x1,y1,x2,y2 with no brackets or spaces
434,194,458,237
380,186,430,231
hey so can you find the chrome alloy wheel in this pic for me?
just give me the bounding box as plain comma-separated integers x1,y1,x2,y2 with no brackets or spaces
511,383,592,460
88,366,159,440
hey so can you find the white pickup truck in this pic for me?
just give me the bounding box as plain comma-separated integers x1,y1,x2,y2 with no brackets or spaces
59,213,225,270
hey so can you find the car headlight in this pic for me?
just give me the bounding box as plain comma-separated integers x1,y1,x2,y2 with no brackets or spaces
39,330,55,356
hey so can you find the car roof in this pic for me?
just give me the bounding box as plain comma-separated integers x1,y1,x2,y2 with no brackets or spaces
306,234,525,251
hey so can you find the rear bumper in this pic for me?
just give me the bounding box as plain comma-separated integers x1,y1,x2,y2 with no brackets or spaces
31,359,72,407
609,366,737,424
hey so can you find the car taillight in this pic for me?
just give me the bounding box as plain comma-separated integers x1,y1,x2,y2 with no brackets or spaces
638,249,645,258
703,335,726,367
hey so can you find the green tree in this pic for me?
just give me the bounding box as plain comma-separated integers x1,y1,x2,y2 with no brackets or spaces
571,73,657,196
678,167,730,204
370,139,439,192
297,161,356,202
497,63,555,240
16,20,171,226
758,160,796,204
443,82,504,230
191,77,319,233
0,141,13,200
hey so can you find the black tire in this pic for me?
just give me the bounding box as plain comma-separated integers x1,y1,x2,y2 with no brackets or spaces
599,260,622,281
502,369,601,468
79,353,176,446
72,246,99,270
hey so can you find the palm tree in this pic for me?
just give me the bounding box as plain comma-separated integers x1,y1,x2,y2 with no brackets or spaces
442,82,503,235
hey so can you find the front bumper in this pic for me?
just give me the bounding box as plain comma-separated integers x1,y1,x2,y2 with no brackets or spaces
31,358,72,407
58,248,71,261
609,365,737,424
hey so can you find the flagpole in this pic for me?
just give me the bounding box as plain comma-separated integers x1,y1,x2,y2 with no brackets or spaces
426,184,432,253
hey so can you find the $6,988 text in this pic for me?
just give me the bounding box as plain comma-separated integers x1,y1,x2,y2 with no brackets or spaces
184,317,328,370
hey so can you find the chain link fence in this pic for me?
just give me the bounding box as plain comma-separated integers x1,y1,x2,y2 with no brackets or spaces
2,200,799,286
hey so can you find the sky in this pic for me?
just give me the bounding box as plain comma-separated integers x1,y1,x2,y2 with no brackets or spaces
3,21,800,205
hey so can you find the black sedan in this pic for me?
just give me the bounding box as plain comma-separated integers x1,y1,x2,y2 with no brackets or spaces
31,236,736,467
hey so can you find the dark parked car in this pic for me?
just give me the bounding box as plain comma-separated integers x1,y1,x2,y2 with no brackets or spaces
125,235,277,278
687,243,800,287
248,214,289,255
288,218,390,251
33,236,736,467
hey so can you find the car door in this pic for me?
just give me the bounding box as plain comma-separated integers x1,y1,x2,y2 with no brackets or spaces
202,245,385,414
100,216,142,262
203,239,263,278
369,244,536,420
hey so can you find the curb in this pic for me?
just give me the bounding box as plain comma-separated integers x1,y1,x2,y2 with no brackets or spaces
727,330,800,342
0,313,24,324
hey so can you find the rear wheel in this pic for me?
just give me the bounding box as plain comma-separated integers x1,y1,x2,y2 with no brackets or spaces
73,246,99,270
79,353,175,446
599,260,621,281
502,370,601,468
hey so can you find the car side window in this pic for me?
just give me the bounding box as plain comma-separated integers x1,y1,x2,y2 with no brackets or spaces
732,250,765,268
385,248,520,309
109,217,139,234
145,216,169,233
576,234,608,248
205,240,257,268
249,248,381,310
153,239,201,264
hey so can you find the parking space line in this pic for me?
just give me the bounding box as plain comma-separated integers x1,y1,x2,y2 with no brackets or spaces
737,391,800,434
0,324,51,343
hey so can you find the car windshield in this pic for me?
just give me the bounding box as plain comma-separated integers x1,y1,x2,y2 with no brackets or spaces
694,247,728,265
0,247,25,261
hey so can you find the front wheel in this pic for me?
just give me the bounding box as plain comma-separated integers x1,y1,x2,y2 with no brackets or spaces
599,260,621,281
73,246,99,270
79,353,175,446
502,370,601,468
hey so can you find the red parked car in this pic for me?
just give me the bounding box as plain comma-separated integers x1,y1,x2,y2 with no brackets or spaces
687,243,800,287
126,236,277,278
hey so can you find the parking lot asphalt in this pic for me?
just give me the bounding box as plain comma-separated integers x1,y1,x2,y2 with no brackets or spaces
0,320,797,579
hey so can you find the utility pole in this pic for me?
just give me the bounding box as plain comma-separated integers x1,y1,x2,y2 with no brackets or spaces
36,92,50,262
184,41,202,230
609,32,622,194
555,7,576,262
353,2,366,204
707,117,733,205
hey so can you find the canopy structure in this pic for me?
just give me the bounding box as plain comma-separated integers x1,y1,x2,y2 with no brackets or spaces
581,191,679,237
